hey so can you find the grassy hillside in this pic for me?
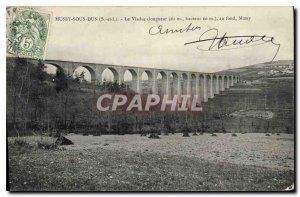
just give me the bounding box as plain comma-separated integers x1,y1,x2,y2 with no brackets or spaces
217,60,294,80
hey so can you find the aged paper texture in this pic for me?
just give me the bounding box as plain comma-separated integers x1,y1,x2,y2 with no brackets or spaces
6,7,294,192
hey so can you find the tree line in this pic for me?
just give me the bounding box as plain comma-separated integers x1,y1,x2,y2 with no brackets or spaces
7,57,204,137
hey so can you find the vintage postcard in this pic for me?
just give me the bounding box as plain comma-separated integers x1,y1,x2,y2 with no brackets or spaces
6,6,294,191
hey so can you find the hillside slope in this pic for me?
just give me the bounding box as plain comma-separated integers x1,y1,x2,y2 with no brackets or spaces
216,60,294,80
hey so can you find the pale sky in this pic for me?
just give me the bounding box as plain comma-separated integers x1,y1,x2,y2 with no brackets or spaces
40,6,293,77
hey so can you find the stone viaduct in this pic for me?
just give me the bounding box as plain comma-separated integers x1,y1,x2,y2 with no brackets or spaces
32,59,240,102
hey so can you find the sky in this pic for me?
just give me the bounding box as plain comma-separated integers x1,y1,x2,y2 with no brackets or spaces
38,7,294,81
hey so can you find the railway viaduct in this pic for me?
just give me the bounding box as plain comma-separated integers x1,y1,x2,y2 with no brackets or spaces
31,59,240,102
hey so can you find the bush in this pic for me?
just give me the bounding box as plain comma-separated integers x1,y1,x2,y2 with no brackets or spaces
37,141,58,150
277,133,281,136
55,136,74,145
13,139,29,146
10,138,60,150
11,139,33,149
232,133,237,137
211,133,217,137
49,132,61,137
148,133,160,139
265,133,270,136
222,127,226,133
183,132,190,137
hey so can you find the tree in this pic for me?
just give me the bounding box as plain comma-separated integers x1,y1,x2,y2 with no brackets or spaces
182,122,191,137
54,69,70,131
55,69,68,93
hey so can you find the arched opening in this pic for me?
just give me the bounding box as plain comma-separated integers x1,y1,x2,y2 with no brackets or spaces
199,74,206,101
44,63,62,74
229,76,233,86
44,63,64,82
181,73,188,94
73,65,95,83
44,63,68,82
141,70,153,94
101,68,119,83
218,76,223,92
212,75,218,94
123,69,138,92
207,75,213,98
191,74,196,96
170,72,179,96
224,76,229,89
157,71,167,96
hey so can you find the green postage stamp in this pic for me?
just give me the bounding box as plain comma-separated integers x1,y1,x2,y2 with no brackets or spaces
7,7,51,60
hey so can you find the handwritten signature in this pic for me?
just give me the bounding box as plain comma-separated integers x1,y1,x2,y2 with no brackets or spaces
149,23,281,62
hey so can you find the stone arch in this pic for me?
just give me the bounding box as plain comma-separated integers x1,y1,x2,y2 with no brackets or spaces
199,74,207,102
157,71,167,95
141,70,153,94
224,76,229,88
191,73,197,96
218,75,223,92
206,74,213,99
170,72,179,96
123,69,138,91
101,67,119,83
229,75,233,86
73,65,96,83
157,71,167,80
212,75,219,94
44,63,64,75
181,73,188,94
141,70,153,80
43,63,68,83
181,73,188,80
